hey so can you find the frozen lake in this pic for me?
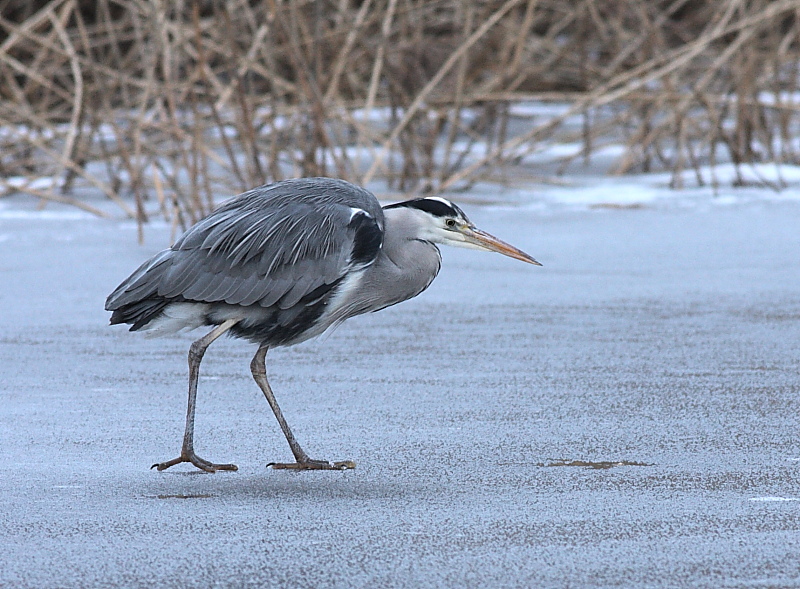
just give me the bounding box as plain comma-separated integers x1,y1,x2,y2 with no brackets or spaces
1,190,799,587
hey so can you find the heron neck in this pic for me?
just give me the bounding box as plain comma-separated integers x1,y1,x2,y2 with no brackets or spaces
367,208,442,307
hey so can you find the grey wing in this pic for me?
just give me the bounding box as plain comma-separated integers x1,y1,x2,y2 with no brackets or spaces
106,178,384,313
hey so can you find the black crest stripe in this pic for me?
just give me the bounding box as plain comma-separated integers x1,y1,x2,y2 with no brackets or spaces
383,198,460,218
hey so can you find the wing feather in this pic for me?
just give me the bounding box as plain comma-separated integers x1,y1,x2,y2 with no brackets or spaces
107,178,384,316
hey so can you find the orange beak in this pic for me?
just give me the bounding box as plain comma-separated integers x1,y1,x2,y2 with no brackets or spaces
462,226,542,266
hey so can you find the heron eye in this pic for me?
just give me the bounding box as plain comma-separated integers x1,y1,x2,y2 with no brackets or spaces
445,219,456,228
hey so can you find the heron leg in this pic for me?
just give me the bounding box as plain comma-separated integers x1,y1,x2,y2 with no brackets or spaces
152,319,240,473
250,344,355,471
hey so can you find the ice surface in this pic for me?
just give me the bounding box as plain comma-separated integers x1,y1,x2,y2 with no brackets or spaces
1,185,799,588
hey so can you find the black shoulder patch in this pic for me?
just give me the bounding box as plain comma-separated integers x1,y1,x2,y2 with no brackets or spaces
383,197,461,218
348,211,383,265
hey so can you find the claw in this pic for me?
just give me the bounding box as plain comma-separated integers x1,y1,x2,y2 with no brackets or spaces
267,459,355,470
151,453,238,472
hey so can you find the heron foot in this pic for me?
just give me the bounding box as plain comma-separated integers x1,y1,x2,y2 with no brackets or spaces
267,459,355,471
151,451,238,473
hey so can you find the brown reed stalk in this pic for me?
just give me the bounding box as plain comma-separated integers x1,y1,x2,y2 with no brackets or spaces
0,0,798,235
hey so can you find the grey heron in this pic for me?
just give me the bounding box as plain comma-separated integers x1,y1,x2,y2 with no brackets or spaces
106,177,540,472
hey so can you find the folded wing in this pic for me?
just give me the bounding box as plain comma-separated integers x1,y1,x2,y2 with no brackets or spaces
105,178,384,330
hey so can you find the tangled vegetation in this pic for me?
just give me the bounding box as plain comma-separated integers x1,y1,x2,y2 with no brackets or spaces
1,0,799,233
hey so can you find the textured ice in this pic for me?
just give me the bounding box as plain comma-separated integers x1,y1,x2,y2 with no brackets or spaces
1,185,799,588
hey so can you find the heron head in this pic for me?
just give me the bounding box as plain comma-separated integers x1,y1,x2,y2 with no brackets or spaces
383,196,541,265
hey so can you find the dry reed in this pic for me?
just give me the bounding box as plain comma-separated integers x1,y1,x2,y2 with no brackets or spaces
1,0,799,238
